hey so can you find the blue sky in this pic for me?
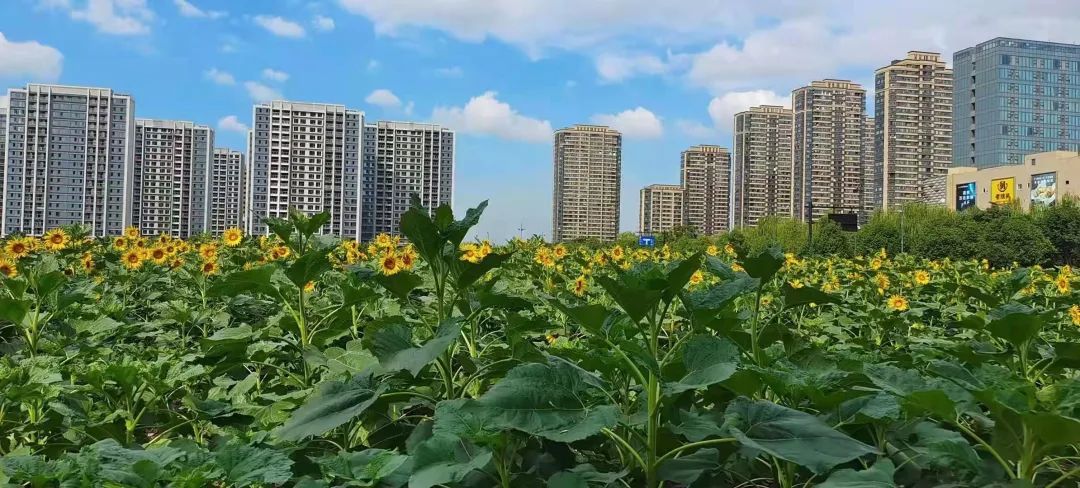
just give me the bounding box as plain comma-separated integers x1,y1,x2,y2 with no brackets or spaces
0,0,1074,241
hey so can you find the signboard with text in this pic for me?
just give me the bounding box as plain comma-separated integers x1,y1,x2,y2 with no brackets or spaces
638,235,655,247
955,182,977,211
1031,172,1057,207
990,177,1015,206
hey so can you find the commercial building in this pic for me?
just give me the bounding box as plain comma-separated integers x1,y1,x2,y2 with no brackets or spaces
361,121,454,240
2,84,135,237
208,148,246,235
792,79,868,222
246,100,363,239
552,124,622,242
875,51,954,210
131,119,213,237
681,144,732,234
733,106,793,227
946,150,1080,211
638,184,685,235
953,38,1080,168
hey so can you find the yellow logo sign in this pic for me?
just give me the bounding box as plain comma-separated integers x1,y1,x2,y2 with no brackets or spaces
991,177,1015,205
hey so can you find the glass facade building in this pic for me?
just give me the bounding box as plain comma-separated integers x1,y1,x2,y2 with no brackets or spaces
954,38,1080,168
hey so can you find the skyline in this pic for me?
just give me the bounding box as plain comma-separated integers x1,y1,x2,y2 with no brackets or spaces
1,1,1078,240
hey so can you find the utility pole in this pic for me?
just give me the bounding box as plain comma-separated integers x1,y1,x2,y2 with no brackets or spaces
517,223,526,240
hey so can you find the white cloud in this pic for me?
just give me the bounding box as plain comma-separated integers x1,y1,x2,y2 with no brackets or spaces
47,0,155,35
594,52,685,83
173,0,224,19
203,67,235,85
244,81,282,102
435,66,463,78
254,15,306,38
404,101,415,116
313,15,335,31
217,115,249,133
676,119,717,139
365,88,402,108
0,33,64,81
707,90,788,132
261,68,289,82
432,91,552,143
590,107,663,139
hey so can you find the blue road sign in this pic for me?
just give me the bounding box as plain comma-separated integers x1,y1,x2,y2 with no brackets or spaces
639,236,656,247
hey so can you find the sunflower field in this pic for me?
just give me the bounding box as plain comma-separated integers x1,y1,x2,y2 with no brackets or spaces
1,199,1080,488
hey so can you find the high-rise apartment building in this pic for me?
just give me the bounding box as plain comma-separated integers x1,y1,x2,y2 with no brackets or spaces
862,115,878,218
680,145,731,234
361,121,454,240
954,38,1080,168
733,106,793,227
247,100,363,238
638,184,684,235
131,119,213,237
208,148,246,235
875,51,953,210
0,106,7,209
792,79,867,222
552,124,622,242
2,84,135,237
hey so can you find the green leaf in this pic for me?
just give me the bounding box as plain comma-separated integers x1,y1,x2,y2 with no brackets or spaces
670,409,726,442
679,276,757,319
277,375,388,441
294,210,331,237
740,247,784,282
663,253,703,301
552,302,612,336
208,265,278,298
816,458,896,488
73,316,123,336
455,251,513,289
834,393,901,424
723,397,878,475
31,270,67,297
77,439,184,487
374,271,424,301
1024,413,1080,447
316,449,409,485
214,442,294,487
656,448,719,485
369,320,462,377
781,283,839,308
666,336,739,394
434,360,618,443
0,297,29,325
547,464,627,488
322,340,379,377
595,275,662,324
986,302,1043,348
286,246,334,287
409,433,492,488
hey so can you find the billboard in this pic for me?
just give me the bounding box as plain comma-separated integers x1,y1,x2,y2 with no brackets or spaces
1031,172,1057,207
990,177,1015,205
955,182,977,211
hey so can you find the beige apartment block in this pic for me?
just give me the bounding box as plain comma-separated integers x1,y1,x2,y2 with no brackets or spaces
681,144,731,234
638,184,685,235
552,124,622,242
946,151,1080,211
733,105,793,227
875,51,954,211
862,115,877,219
792,79,867,222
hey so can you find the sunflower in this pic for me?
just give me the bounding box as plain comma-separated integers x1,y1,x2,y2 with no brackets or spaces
1070,305,1080,326
199,243,218,261
731,262,745,273
706,245,719,256
572,275,588,296
869,258,883,270
0,258,17,278
124,226,141,239
200,260,219,276
913,270,931,286
303,281,316,293
221,227,244,247
379,252,401,275
42,228,70,251
121,249,144,270
80,253,95,273
789,279,804,289
400,245,417,270
270,245,291,261
875,273,891,293
459,243,482,264
724,243,736,257
156,233,171,244
148,246,169,265
170,257,185,269
688,270,704,287
887,294,909,312
374,233,396,249
552,244,568,259
5,238,31,259
609,245,625,261
1056,275,1071,295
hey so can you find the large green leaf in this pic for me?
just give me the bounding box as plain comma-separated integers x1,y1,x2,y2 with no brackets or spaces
986,302,1044,348
656,448,719,485
816,459,896,488
662,253,703,301
455,251,513,289
434,360,618,443
723,397,878,474
546,464,627,488
277,375,387,441
73,439,184,488
740,247,784,281
595,275,662,324
368,320,462,377
408,433,491,488
665,336,739,394
373,271,425,301
208,265,278,298
1024,413,1080,447
214,442,294,487
551,302,612,336
0,297,29,325
781,283,839,308
316,449,409,485
679,276,757,322
322,340,379,377
286,246,334,287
